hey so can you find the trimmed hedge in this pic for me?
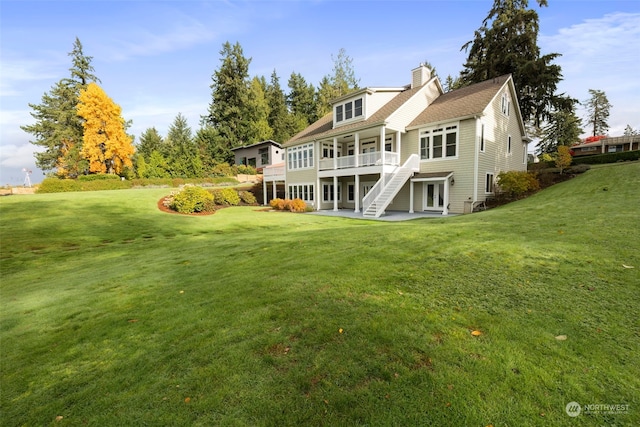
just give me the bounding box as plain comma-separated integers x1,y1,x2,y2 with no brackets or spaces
37,176,240,193
572,150,640,165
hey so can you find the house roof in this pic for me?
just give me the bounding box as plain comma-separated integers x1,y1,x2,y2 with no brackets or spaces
231,139,282,151
284,84,425,147
408,75,513,128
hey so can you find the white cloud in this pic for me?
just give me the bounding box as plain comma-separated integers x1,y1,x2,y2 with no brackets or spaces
0,142,41,169
540,12,640,135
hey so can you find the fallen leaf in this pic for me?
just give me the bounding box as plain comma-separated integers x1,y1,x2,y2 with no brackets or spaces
284,346,290,354
394,372,399,378
338,328,343,334
184,397,191,403
445,402,451,407
55,416,64,422
555,335,567,341
622,264,634,269
471,330,482,337
179,290,184,294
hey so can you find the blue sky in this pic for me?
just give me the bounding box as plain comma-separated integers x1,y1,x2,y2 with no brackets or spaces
1,0,639,185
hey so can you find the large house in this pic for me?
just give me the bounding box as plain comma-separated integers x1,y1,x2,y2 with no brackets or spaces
264,65,529,217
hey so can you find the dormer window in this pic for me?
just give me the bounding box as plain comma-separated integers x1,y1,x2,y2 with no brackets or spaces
335,97,364,124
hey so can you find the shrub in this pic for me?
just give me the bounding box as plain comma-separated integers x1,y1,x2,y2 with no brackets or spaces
269,198,306,212
238,190,257,205
236,164,257,175
288,198,307,212
572,150,640,165
210,163,235,177
496,171,540,198
170,185,214,213
566,164,591,174
37,178,80,193
211,188,241,206
77,174,121,181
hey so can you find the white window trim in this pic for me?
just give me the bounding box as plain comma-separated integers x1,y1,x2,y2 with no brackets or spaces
287,143,314,171
485,172,495,194
334,97,364,125
419,122,460,162
288,183,315,202
322,182,342,203
501,92,511,117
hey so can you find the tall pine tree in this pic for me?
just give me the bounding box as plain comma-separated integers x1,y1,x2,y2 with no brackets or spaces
204,42,253,150
165,113,203,177
460,0,563,127
583,89,612,137
266,70,292,143
22,37,100,176
287,72,317,132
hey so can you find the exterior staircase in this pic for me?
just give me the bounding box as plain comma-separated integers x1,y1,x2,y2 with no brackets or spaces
362,154,420,218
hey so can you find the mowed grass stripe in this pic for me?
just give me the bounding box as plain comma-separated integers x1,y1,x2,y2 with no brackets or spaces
1,163,639,426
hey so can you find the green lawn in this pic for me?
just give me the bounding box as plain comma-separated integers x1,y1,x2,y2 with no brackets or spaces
1,163,639,426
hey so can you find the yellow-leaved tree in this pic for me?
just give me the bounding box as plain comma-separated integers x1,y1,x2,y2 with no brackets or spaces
77,83,134,174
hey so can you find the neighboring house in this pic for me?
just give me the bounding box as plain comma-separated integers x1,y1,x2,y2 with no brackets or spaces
231,140,284,170
264,65,529,217
571,136,640,157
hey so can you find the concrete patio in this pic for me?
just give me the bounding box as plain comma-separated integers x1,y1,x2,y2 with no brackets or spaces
305,209,458,222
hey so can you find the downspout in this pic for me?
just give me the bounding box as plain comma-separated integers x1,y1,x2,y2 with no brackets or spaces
473,116,480,205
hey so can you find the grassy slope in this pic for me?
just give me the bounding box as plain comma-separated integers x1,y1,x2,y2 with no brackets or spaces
1,163,639,426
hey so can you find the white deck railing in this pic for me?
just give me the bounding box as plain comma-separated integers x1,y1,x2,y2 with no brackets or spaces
263,164,285,179
318,151,399,171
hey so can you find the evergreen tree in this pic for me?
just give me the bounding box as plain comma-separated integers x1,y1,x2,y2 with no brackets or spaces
460,0,562,127
245,76,273,143
165,113,202,177
583,89,612,137
204,41,252,149
195,126,232,167
538,101,583,153
21,37,100,174
266,70,292,143
76,83,134,174
287,72,317,130
624,125,639,136
136,127,165,159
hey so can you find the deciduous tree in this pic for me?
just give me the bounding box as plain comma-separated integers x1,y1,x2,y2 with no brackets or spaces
77,83,134,174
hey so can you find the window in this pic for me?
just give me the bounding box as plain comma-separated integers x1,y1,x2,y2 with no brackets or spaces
485,173,494,194
501,92,510,116
420,123,458,160
347,184,355,202
288,184,314,202
345,102,353,120
322,142,341,158
480,123,485,152
335,97,364,123
322,183,341,202
523,143,527,164
507,135,512,154
259,147,269,165
354,98,363,116
287,143,314,170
